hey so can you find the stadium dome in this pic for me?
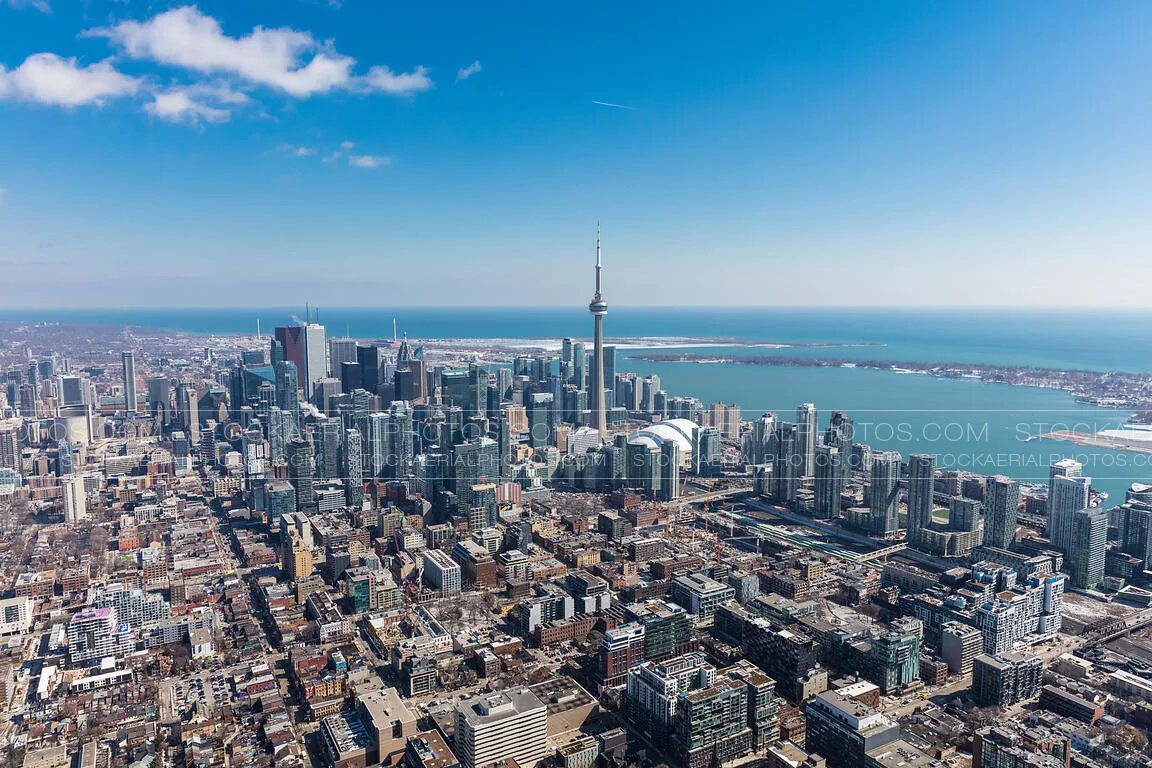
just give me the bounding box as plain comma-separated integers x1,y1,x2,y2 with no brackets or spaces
627,418,697,455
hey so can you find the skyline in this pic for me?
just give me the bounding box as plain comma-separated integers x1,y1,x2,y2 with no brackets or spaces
4,1,1152,307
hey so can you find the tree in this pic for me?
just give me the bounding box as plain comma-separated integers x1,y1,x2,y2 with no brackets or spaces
1103,724,1148,754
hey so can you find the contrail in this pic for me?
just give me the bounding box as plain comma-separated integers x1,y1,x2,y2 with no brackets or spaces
593,100,641,111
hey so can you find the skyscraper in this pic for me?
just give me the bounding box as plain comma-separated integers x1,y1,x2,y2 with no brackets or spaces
147,375,173,429
870,451,902,536
121,351,137,414
302,323,328,393
796,403,817,477
273,361,301,436
328,337,358,372
343,428,363,508
274,325,305,376
588,226,608,437
983,475,1021,550
659,440,680,502
773,422,802,504
906,454,936,549
812,443,843,519
1069,508,1107,590
1048,474,1091,554
286,437,316,513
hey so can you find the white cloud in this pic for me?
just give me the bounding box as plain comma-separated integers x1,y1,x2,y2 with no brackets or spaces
347,154,389,169
146,88,230,124
1,0,51,13
456,60,481,82
280,144,314,157
340,140,355,151
359,64,432,95
144,82,248,124
0,53,139,107
91,5,432,98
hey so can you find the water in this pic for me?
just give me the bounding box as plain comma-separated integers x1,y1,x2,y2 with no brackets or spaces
3,306,1148,499
624,357,1139,496
4,306,1151,371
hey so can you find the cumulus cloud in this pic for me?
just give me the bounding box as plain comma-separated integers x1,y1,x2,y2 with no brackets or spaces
359,64,431,94
456,60,481,82
146,89,229,123
0,53,139,106
347,154,389,169
145,82,248,124
90,5,431,97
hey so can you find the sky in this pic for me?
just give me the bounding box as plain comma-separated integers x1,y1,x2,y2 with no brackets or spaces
1,1,1152,309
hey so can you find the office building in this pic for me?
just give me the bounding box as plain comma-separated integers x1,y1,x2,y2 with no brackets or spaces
804,690,900,768
329,337,358,373
423,549,462,595
302,323,328,393
670,573,735,625
625,599,693,661
287,437,317,512
454,689,548,768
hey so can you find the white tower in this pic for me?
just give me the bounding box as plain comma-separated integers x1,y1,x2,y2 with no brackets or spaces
589,225,608,437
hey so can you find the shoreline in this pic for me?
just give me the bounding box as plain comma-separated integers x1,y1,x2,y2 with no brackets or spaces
628,352,1152,414
1038,430,1152,455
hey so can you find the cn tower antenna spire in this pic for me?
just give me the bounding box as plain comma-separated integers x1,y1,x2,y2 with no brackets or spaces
595,222,602,300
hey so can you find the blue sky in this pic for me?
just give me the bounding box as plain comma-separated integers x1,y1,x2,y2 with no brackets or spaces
1,1,1151,308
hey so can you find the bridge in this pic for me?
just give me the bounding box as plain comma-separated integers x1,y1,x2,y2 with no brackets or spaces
676,486,751,508
1078,607,1152,649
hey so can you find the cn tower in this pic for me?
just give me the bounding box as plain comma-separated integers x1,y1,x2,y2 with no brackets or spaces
589,225,608,437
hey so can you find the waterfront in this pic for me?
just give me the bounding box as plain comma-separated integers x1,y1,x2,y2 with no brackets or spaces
6,306,1152,371
4,307,1149,499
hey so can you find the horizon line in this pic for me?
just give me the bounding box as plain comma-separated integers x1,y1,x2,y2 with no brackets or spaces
0,305,1149,313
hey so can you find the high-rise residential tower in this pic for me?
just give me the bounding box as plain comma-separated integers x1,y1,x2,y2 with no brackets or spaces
906,454,936,549
589,226,608,437
870,451,902,536
121,351,137,415
983,475,1021,550
1048,474,1091,554
1069,508,1107,589
796,403,817,477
